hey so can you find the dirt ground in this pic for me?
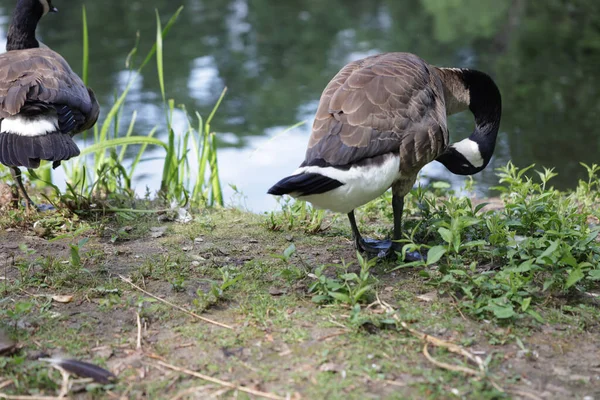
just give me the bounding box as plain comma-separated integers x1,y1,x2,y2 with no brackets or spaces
1,208,599,399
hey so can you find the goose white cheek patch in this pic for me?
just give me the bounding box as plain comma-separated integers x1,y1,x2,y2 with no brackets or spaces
39,0,50,15
452,138,484,168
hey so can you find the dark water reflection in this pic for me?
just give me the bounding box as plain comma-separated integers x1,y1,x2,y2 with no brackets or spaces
0,0,598,210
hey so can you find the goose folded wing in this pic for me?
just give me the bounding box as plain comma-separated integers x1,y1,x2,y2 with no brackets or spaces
0,47,98,133
304,53,448,170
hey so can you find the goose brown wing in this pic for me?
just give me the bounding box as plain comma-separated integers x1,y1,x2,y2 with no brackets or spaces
0,47,98,134
304,53,448,172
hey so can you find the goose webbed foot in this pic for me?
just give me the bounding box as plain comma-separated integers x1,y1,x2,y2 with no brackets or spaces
356,237,392,259
356,237,425,261
9,167,55,212
348,196,426,262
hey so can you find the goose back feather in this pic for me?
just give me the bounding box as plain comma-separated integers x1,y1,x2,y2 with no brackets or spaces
306,53,448,174
0,48,98,125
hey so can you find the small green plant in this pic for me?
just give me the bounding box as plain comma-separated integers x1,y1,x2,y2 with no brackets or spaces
69,238,89,269
394,162,600,322
309,252,377,306
266,198,330,233
271,244,308,283
193,266,241,311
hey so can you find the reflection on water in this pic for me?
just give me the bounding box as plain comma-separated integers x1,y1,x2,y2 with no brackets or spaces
0,0,599,211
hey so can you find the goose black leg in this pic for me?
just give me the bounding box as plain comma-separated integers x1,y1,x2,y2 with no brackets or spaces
11,167,35,210
348,210,391,258
348,195,425,261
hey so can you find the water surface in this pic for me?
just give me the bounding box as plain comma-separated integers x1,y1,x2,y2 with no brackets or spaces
1,0,599,211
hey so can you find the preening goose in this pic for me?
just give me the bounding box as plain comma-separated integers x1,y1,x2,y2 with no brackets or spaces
268,52,501,259
0,0,100,208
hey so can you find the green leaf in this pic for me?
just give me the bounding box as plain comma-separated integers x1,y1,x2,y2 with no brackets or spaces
427,246,446,265
511,259,535,273
328,292,352,303
311,295,330,304
462,240,488,248
340,273,358,281
521,297,532,312
283,244,296,259
460,217,481,228
353,285,373,301
582,229,600,246
542,277,555,292
474,203,490,213
70,245,81,268
356,251,365,268
588,270,600,281
560,252,578,268
432,181,451,190
490,304,515,319
438,227,453,245
418,270,431,278
539,240,559,260
565,267,585,289
527,309,544,323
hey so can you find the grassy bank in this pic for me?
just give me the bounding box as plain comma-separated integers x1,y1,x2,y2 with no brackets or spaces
0,5,599,400
1,163,599,399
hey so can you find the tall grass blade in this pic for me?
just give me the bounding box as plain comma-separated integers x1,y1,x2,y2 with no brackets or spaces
79,137,167,157
81,5,89,86
209,133,223,206
155,9,166,104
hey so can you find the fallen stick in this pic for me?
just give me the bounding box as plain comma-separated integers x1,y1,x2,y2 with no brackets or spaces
422,343,481,376
155,360,285,400
0,396,61,400
118,275,233,330
376,294,485,374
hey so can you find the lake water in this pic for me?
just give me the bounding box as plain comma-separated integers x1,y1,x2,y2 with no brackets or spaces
1,0,599,211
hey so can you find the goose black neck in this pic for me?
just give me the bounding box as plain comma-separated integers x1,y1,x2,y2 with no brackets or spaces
462,69,502,163
6,0,45,51
436,68,502,175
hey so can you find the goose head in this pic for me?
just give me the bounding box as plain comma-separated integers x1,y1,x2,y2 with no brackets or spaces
7,0,58,51
435,68,502,176
38,0,59,15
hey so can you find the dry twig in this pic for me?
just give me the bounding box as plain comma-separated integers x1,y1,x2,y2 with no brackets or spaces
507,390,544,400
376,293,485,374
0,396,61,400
136,311,143,351
154,360,285,400
169,385,215,400
423,343,481,376
118,275,233,330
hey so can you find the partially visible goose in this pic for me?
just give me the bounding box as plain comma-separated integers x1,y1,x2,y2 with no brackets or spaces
0,0,100,208
268,52,501,259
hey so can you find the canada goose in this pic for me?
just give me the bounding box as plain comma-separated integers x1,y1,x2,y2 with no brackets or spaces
0,0,100,208
268,52,501,259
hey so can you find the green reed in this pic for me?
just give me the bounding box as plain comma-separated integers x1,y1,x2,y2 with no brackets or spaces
2,6,224,211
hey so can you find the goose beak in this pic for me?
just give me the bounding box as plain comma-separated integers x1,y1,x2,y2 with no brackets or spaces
50,6,58,13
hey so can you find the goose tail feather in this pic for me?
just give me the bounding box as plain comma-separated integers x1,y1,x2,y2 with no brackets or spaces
268,172,343,196
0,131,80,169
